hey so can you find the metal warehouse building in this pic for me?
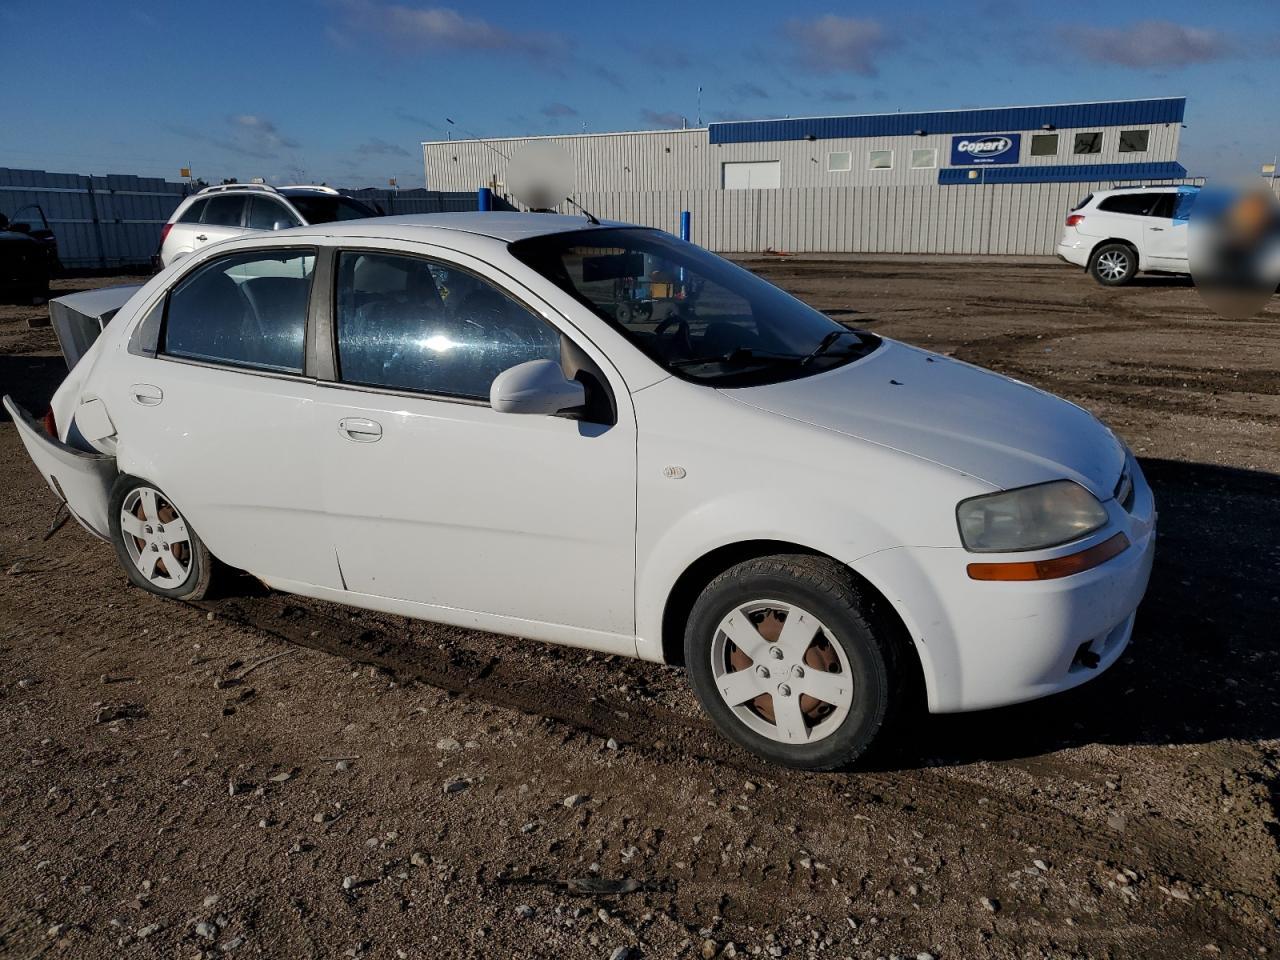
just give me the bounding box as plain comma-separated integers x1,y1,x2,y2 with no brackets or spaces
422,98,1195,256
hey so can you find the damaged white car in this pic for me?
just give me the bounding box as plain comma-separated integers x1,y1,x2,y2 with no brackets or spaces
5,213,1156,769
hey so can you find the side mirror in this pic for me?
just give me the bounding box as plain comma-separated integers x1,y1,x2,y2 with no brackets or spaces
490,359,585,416
271,220,293,231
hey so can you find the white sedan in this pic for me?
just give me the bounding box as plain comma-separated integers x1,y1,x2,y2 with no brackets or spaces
5,213,1156,769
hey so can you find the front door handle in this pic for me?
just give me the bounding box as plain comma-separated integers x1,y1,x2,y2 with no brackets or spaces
338,417,382,442
1149,227,1164,232
131,383,163,406
195,234,208,241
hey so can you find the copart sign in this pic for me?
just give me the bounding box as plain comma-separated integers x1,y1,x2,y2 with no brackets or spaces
950,134,1021,165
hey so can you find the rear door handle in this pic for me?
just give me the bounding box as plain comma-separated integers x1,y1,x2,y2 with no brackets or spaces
338,417,382,442
1149,227,1164,232
195,234,207,241
131,383,163,406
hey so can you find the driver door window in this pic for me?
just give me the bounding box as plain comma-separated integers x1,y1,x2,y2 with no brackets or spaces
334,251,561,398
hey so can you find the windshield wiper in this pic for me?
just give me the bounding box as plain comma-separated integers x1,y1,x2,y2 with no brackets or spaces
668,347,804,369
801,329,862,367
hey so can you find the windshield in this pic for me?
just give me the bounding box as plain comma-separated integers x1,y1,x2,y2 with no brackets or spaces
285,194,378,224
509,228,878,386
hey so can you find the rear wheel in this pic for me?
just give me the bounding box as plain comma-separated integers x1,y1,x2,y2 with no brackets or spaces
1090,243,1137,285
108,474,214,600
684,555,898,770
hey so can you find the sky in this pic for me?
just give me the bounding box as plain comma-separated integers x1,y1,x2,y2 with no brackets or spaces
2,0,1278,188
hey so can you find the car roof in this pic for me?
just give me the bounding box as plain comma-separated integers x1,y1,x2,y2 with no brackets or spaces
297,212,631,243
1089,185,1196,198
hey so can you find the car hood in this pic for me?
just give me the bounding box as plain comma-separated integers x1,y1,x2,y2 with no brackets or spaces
722,338,1125,498
0,230,41,247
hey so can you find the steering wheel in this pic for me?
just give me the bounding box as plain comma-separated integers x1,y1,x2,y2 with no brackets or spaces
653,315,692,359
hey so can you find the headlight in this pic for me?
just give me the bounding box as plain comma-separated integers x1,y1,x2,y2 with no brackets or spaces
956,480,1109,553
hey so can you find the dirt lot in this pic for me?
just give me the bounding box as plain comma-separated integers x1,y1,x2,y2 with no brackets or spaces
1,259,1277,960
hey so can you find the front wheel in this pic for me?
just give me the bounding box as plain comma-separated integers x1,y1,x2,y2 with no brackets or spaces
108,474,214,600
1090,243,1137,285
684,555,898,770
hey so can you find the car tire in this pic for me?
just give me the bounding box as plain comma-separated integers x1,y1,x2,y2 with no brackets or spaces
684,554,899,770
108,474,214,601
1089,243,1137,286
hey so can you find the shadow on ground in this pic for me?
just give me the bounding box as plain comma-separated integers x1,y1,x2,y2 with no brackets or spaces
1127,275,1196,288
0,354,67,421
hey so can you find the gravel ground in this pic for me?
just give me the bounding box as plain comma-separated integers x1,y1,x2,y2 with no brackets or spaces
0,260,1277,960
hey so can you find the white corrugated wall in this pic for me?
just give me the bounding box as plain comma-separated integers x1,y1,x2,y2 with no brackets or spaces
552,180,1200,256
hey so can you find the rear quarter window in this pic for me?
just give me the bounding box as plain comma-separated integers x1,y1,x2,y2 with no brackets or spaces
177,199,207,224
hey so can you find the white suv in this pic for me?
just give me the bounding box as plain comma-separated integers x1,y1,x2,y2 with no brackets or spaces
1057,186,1197,285
158,184,379,267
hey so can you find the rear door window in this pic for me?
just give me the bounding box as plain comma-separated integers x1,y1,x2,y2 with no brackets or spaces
200,195,246,227
1148,193,1176,219
333,251,561,399
162,249,314,374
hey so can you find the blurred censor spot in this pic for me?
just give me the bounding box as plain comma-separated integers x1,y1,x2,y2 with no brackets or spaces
1189,185,1280,319
506,142,574,211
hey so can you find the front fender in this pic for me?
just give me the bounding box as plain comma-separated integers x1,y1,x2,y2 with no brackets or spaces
633,491,903,661
631,378,989,662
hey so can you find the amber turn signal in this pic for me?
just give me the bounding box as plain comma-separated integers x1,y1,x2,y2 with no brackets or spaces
967,532,1130,582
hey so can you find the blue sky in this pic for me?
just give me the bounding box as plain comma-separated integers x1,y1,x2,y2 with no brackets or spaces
2,0,1277,187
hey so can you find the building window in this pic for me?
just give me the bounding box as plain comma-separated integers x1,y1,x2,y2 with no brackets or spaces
827,151,852,172
1119,129,1149,153
910,148,936,169
1030,133,1058,156
1073,132,1103,155
868,150,893,170
722,160,781,189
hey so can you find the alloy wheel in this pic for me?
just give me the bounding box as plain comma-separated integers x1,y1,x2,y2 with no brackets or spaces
1096,250,1130,281
119,487,193,589
709,599,853,744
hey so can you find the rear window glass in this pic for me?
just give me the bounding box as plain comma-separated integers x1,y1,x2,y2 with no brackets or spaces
163,250,314,374
1071,194,1093,212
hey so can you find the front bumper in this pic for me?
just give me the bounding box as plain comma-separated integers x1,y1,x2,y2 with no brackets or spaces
856,464,1156,713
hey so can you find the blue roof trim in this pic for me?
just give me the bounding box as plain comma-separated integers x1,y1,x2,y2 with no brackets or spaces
708,99,1186,145
938,161,1188,185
